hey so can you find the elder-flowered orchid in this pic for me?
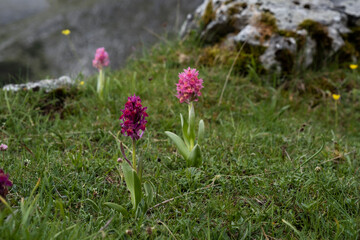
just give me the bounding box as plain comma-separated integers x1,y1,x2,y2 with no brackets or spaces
92,47,110,99
166,67,205,167
105,95,154,216
0,169,12,198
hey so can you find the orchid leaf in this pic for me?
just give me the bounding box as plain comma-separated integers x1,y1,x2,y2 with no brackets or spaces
188,144,202,167
103,202,128,217
198,119,205,145
144,181,154,205
121,162,142,210
180,113,190,148
165,131,190,160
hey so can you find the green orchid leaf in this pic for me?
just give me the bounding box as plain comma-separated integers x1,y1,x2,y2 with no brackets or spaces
165,131,190,160
188,103,196,148
121,162,142,210
180,113,190,148
103,202,128,217
144,181,154,205
136,199,147,218
198,119,205,145
188,144,202,167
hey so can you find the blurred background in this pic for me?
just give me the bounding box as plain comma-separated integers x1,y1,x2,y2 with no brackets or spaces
0,0,202,85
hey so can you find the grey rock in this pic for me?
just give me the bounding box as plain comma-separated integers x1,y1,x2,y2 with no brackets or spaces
234,25,262,46
3,76,74,92
183,0,359,72
260,36,297,72
332,0,360,25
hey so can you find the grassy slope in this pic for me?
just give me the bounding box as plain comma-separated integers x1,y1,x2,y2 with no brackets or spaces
0,37,359,239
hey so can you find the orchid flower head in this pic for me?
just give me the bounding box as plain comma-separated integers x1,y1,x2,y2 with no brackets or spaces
176,67,204,104
119,95,148,140
92,47,110,70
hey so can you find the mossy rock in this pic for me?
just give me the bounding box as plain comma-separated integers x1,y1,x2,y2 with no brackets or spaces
298,19,332,68
257,12,278,43
200,0,215,29
298,19,332,49
333,40,359,65
277,30,306,51
227,2,248,15
275,49,295,75
259,12,278,32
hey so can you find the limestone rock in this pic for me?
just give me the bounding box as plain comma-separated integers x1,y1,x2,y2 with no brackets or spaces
181,0,359,72
3,76,74,92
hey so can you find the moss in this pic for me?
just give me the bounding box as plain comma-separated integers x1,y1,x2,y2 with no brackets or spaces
259,12,278,32
277,30,306,50
335,40,359,64
197,44,266,74
298,19,332,67
227,2,247,15
200,0,215,29
298,19,331,48
256,12,278,43
275,49,295,75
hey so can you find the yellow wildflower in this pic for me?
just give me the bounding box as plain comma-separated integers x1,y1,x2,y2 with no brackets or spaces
332,94,340,101
350,64,358,70
62,29,71,36
80,81,84,85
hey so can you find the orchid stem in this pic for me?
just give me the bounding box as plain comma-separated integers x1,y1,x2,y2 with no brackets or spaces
97,69,105,99
189,102,194,150
132,138,136,171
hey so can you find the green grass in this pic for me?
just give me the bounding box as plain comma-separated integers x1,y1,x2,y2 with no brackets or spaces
0,37,359,239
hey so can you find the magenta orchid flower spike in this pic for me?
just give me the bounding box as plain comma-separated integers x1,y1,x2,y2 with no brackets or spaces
0,144,8,151
119,95,149,141
92,47,110,70
176,67,204,104
0,169,12,198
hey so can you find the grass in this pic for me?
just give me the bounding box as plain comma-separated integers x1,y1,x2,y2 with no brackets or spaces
0,36,359,239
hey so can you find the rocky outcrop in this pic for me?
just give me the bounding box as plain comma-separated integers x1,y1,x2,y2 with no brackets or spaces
181,0,360,73
3,76,73,92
